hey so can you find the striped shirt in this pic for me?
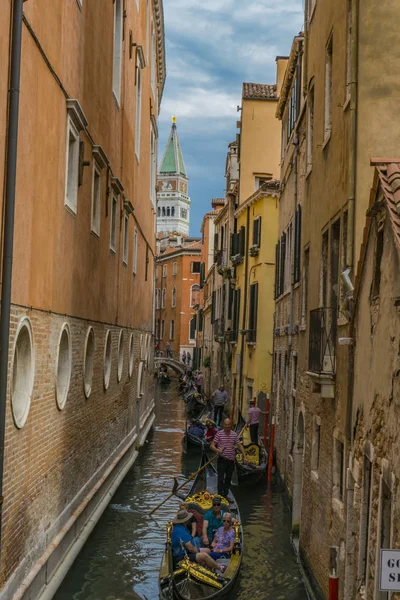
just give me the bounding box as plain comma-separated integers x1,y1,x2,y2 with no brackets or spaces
213,429,240,461
248,406,261,425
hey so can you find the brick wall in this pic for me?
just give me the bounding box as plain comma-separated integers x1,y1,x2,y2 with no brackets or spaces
1,305,154,588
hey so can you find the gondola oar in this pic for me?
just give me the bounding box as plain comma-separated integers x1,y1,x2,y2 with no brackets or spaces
232,424,247,486
182,415,188,454
149,454,219,515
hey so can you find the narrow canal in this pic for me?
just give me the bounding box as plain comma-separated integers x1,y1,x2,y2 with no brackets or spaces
55,383,308,600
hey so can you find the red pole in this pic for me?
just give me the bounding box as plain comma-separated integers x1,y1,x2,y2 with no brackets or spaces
267,417,275,484
263,395,270,449
329,576,339,600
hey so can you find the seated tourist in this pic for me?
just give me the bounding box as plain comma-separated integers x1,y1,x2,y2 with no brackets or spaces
205,420,217,442
179,502,203,547
171,509,226,574
188,421,204,438
202,496,225,546
209,513,235,560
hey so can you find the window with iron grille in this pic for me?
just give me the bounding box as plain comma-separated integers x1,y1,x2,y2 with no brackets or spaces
294,206,302,284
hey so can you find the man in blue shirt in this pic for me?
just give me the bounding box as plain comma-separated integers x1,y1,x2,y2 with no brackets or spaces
171,509,225,573
202,496,225,546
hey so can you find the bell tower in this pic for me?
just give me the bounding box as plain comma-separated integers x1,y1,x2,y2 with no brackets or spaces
157,117,190,237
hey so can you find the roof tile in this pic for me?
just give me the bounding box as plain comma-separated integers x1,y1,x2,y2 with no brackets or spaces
242,82,277,100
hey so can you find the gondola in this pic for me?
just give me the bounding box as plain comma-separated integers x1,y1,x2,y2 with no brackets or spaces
181,405,216,451
235,413,268,484
159,451,243,600
159,371,171,384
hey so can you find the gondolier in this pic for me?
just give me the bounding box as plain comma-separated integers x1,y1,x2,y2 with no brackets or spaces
212,385,228,426
246,399,265,444
210,419,248,497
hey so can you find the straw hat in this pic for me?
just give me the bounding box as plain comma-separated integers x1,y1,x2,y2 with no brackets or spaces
172,509,192,524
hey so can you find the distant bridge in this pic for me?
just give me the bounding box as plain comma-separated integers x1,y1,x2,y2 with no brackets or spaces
154,356,187,375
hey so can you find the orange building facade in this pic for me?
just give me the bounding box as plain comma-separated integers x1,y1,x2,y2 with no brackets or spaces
0,1,165,597
156,240,201,360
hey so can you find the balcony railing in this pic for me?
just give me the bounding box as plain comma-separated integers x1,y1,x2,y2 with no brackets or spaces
213,318,224,339
227,329,238,343
246,329,257,344
308,308,337,375
215,249,228,267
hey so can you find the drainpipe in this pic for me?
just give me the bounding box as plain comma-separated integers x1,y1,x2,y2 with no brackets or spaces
302,0,309,98
0,0,24,546
288,142,299,351
346,0,359,271
238,206,250,419
345,0,359,446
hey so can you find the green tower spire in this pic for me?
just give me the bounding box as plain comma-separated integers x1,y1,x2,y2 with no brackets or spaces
159,116,187,177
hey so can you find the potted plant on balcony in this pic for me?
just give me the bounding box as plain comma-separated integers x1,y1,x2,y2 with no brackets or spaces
249,244,259,257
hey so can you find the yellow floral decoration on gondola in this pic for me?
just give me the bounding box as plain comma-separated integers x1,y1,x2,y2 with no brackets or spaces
184,491,229,510
174,557,223,589
236,444,260,466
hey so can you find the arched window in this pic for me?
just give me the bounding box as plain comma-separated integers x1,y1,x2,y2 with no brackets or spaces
171,206,175,217
157,207,160,217
190,284,200,307
162,207,166,216
189,317,196,341
172,286,176,308
167,207,170,216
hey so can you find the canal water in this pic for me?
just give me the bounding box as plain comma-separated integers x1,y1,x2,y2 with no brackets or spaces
55,383,308,600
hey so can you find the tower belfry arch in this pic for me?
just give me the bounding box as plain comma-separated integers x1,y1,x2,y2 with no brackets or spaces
156,117,190,237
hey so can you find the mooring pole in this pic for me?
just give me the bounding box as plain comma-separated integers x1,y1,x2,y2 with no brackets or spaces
267,416,275,483
263,394,270,449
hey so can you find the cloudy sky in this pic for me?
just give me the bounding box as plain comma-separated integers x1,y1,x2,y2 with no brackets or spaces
158,0,304,236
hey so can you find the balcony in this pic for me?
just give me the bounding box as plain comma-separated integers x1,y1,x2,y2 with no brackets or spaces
215,249,228,267
227,329,238,343
308,308,337,398
213,318,224,340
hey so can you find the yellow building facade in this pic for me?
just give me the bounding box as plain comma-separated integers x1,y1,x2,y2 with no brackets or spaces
231,80,283,419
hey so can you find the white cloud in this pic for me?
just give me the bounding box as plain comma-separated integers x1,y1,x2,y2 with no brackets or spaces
158,0,304,233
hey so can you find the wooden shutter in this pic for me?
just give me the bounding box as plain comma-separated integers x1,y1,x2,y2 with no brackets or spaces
211,291,216,324
280,233,286,296
228,284,233,320
296,206,302,283
240,226,246,256
200,262,205,288
198,309,203,332
249,283,258,341
274,241,280,299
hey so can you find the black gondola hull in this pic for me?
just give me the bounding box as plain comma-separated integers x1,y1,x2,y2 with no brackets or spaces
159,452,243,600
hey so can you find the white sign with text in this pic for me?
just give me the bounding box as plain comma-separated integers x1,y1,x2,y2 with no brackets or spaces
380,550,400,591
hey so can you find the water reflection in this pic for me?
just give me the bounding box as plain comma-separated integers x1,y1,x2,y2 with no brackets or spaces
55,383,308,600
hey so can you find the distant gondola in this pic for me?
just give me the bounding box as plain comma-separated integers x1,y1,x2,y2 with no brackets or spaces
159,371,171,384
159,451,243,600
182,406,217,451
235,413,268,484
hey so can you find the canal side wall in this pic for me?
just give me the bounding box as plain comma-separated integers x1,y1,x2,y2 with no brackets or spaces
0,306,155,600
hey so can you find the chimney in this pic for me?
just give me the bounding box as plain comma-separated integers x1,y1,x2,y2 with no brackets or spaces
276,56,289,98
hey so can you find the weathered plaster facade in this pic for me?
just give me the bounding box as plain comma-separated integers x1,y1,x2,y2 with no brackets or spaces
273,0,400,597
155,240,201,358
0,1,165,597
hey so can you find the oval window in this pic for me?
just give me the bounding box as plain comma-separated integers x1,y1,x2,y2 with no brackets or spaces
104,330,112,390
117,330,124,382
55,323,72,410
83,327,95,398
11,317,35,428
128,333,134,378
